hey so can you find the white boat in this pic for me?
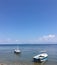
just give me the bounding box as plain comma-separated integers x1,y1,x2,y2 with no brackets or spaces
40,50,47,53
14,47,21,54
33,53,48,62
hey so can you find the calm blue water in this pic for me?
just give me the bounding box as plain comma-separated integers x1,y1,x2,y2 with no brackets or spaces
0,44,57,65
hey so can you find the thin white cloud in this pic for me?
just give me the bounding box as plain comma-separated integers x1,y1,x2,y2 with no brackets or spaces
0,39,20,43
36,34,57,43
0,34,57,44
24,34,57,43
43,34,55,39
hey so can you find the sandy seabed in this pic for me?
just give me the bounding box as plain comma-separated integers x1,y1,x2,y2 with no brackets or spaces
0,62,46,65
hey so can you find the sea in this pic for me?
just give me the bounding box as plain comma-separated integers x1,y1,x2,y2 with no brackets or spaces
0,44,57,65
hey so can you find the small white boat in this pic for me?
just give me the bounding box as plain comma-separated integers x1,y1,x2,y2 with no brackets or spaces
14,47,21,54
40,50,47,53
14,49,21,54
33,53,48,62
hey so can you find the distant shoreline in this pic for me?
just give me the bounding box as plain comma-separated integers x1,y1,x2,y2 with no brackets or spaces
0,43,57,46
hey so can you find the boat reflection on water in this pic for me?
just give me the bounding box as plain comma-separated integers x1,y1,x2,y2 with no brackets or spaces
33,61,47,65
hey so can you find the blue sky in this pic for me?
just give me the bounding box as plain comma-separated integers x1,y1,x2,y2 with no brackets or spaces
0,0,57,43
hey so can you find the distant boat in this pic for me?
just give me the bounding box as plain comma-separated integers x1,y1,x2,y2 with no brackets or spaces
33,53,48,62
14,46,21,54
40,50,47,53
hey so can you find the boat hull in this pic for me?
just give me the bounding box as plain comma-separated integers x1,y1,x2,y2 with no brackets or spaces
33,58,41,62
33,57,48,62
14,51,21,54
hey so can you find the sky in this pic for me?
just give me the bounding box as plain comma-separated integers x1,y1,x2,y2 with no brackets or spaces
0,0,57,44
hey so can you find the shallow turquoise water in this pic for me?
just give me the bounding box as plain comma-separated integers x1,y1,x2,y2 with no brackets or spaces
0,44,57,65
